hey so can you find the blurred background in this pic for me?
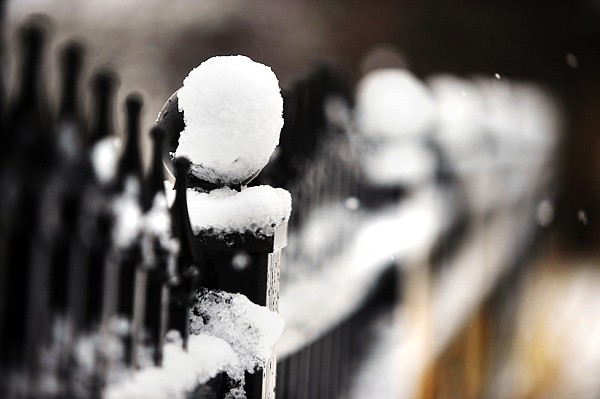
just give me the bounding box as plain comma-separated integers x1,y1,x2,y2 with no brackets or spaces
5,0,600,247
3,1,600,398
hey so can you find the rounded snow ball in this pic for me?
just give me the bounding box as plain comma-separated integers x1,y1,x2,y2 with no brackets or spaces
356,68,436,139
176,55,284,186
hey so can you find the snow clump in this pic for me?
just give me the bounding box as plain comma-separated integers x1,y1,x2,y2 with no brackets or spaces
176,55,284,186
355,68,437,139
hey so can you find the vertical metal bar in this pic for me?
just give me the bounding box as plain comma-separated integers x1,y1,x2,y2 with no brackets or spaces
330,326,342,399
275,358,288,399
288,350,300,399
98,249,119,384
131,267,147,367
22,228,51,395
339,318,352,397
309,341,322,399
298,345,311,399
319,332,332,399
157,283,170,365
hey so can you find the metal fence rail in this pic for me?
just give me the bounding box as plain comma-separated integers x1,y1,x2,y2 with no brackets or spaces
0,18,288,399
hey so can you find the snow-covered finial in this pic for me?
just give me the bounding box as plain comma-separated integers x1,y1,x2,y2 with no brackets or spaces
157,55,284,189
355,68,436,139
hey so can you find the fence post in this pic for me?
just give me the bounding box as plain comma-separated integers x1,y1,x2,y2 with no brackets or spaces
156,55,287,398
194,217,287,398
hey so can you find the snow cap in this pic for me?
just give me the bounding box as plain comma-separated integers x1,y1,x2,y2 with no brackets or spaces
356,68,436,139
176,55,284,186
165,182,292,236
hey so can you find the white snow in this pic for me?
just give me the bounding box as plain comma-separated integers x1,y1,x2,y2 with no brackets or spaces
143,194,171,237
190,289,284,382
427,74,487,157
106,289,284,399
176,55,284,186
348,311,400,399
355,69,438,190
112,177,143,248
361,141,437,187
91,136,121,184
503,82,562,151
425,74,561,215
105,333,238,399
140,193,180,273
165,182,292,235
429,74,561,161
471,77,561,163
277,189,444,357
355,68,437,139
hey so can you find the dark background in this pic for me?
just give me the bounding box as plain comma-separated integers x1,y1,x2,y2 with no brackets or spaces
4,0,600,263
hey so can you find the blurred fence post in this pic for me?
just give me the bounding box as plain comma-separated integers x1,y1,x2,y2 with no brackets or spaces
197,220,287,399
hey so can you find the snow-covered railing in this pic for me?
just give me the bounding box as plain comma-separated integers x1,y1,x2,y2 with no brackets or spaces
262,64,450,398
0,14,564,399
155,55,291,399
265,62,561,399
0,19,289,399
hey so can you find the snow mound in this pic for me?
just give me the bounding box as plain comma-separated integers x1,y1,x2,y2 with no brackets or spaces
356,68,437,139
106,288,284,399
105,333,237,399
176,55,284,186
362,141,436,187
191,289,284,381
165,182,291,235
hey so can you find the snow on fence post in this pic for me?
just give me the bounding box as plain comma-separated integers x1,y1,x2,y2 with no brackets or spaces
193,214,287,398
0,14,289,397
158,55,289,399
